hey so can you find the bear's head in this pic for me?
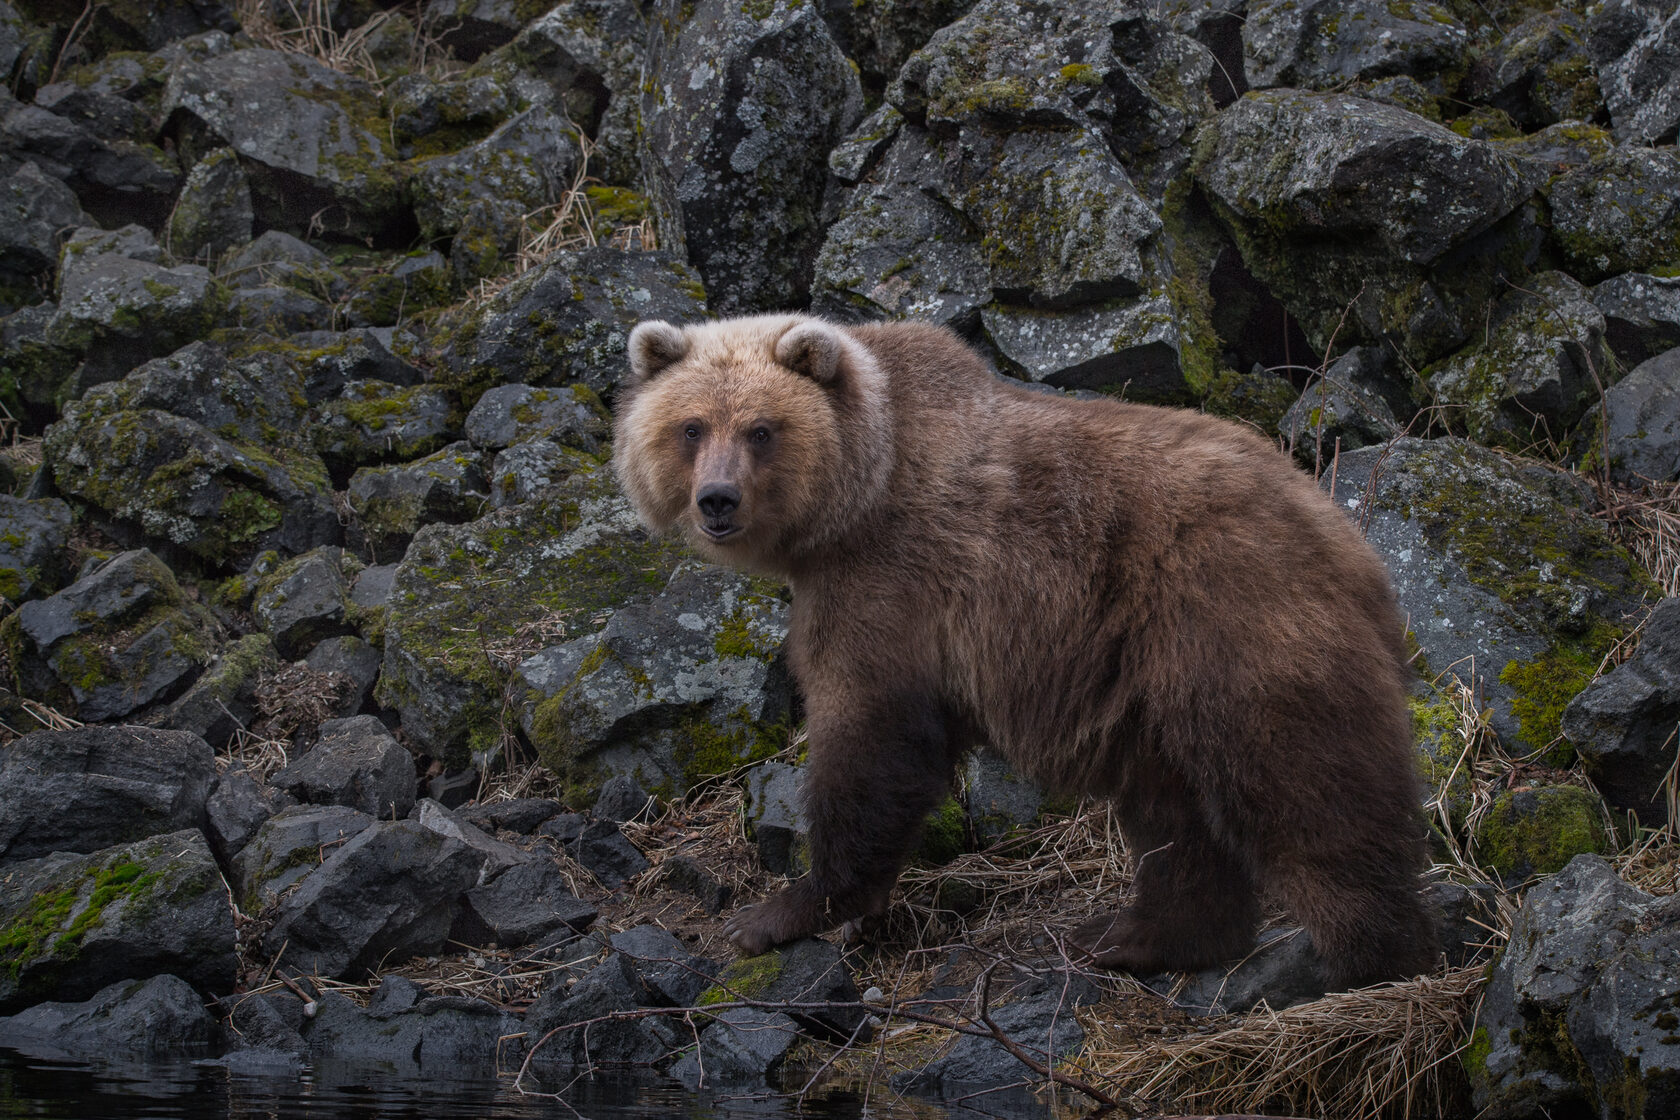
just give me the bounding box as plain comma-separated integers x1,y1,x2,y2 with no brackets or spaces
612,315,893,574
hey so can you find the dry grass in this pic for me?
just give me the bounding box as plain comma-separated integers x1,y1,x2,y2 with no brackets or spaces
234,0,457,88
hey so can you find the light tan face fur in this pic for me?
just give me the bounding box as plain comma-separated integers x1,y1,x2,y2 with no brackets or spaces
614,317,847,572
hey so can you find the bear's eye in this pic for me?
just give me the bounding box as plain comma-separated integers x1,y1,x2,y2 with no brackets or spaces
683,424,701,441
749,426,771,445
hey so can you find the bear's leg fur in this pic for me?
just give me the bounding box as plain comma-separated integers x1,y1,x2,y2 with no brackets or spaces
1071,763,1261,973
725,691,957,955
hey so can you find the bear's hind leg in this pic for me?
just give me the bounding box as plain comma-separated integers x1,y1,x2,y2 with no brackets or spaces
1269,838,1438,990
1072,768,1260,974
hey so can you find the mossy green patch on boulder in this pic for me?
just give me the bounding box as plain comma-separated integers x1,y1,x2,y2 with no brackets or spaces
1472,784,1610,882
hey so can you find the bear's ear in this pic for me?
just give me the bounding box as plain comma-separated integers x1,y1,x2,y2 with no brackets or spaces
627,321,690,384
775,320,847,385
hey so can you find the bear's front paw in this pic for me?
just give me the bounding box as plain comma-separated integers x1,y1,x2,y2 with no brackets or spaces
723,888,827,955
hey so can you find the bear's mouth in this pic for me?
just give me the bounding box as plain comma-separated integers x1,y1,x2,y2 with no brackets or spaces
700,521,741,542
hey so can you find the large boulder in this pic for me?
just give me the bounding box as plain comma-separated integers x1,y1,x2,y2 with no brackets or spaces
44,248,219,387
515,563,791,799
1324,438,1652,754
640,0,862,313
1600,346,1680,486
347,442,490,561
161,47,404,240
231,803,376,913
1471,854,1680,1118
0,829,236,1014
1594,273,1680,369
410,104,580,243
1547,147,1680,283
0,725,215,863
1241,0,1469,92
0,974,218,1062
4,549,219,724
0,162,85,313
1587,0,1680,145
270,715,416,821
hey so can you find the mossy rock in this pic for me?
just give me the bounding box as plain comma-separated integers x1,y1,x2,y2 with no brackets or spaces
1472,784,1610,882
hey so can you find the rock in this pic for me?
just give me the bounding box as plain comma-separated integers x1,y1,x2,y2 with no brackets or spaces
1324,438,1651,753
463,382,610,453
1472,854,1680,1118
1547,147,1680,282
43,250,219,386
658,855,731,915
148,632,280,749
1170,928,1328,1016
1562,597,1680,827
563,819,650,888
0,494,71,605
593,774,652,824
300,984,515,1068
1,300,78,419
1600,347,1680,486
962,748,1044,847
1199,88,1534,362
161,47,403,240
223,284,333,335
1594,273,1680,368
0,829,236,1014
0,162,85,310
0,725,215,863
610,925,714,1007
420,0,526,60
458,798,563,835
0,103,181,230
1425,880,1502,968
220,230,335,293
168,147,253,262
1427,271,1611,450
1241,0,1469,92
217,992,307,1068
263,819,485,978
897,968,1098,1089
387,71,513,150
443,246,706,401
640,0,862,313
287,327,422,404
305,635,381,716
0,975,217,1062
271,715,416,820
1472,784,1612,884
521,954,673,1071
347,441,490,560
744,760,806,876
488,439,598,508
1587,0,1680,145
232,803,375,912
309,381,456,480
342,251,452,329
44,354,338,567
451,859,598,949
696,938,863,1041
1279,351,1402,464
202,766,280,865
515,563,791,798
412,798,527,880
410,105,579,243
671,1008,800,1089
981,295,1187,400
253,546,357,659
380,462,689,767
1480,10,1603,131
4,549,219,723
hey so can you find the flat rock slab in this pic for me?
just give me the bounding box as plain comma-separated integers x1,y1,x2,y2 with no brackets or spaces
271,714,415,820
0,974,216,1063
452,860,598,950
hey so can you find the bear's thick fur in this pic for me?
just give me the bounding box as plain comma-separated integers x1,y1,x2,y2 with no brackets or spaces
613,314,1436,988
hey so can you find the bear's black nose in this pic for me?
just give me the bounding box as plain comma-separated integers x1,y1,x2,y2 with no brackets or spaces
697,483,741,519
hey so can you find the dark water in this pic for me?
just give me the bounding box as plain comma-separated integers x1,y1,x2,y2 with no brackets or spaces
0,1048,1053,1120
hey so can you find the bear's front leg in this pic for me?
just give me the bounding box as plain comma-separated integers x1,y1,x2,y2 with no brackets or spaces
724,689,955,955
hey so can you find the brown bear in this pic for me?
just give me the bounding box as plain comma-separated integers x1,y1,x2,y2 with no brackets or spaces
612,313,1437,988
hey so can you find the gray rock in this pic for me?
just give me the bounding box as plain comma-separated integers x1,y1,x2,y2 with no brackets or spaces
1428,271,1611,450
264,819,485,978
387,72,513,148
380,463,689,766
161,47,403,240
452,859,598,949
1548,147,1680,282
1425,880,1502,968
0,724,215,863
272,714,415,820
0,162,84,304
420,0,526,60
232,803,375,912
815,0,977,91
220,230,334,292
610,925,714,1007
982,295,1185,400
8,549,219,723
1562,597,1680,826
0,103,180,230
515,563,791,798
671,1007,800,1089
962,748,1044,847
458,798,563,835
300,985,515,1068
305,635,382,716
253,546,355,659
593,775,652,824
223,285,333,335
488,439,597,508
218,991,307,1066
343,251,453,329
825,102,902,188
168,147,253,262
412,798,527,881
521,954,674,1070
43,250,218,385
411,105,579,243
1600,346,1680,486
1279,353,1402,465
288,328,422,404
0,829,236,1014
148,632,280,749
658,855,731,915
60,222,162,264
309,381,455,478
1473,854,1680,1118
1481,11,1603,131
464,382,610,453
640,0,862,313
444,246,707,400
350,563,398,611
745,760,806,877
0,975,217,1062
0,494,70,605
896,970,1096,1089
1,299,78,414
1171,928,1328,1016
203,766,280,865
1242,0,1469,92
702,938,863,1041
1324,438,1651,752
1587,0,1680,145
348,442,489,561
1594,272,1680,368
565,819,650,888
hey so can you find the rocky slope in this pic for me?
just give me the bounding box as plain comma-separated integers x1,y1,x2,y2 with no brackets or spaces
1,1,1678,1115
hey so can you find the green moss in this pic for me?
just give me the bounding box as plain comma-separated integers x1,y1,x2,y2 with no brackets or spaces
676,708,788,788
1,858,160,980
1055,63,1101,89
1498,621,1620,761
696,951,784,1005
1462,1025,1491,1079
912,796,968,867
220,487,283,545
1412,691,1474,829
1473,784,1610,880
